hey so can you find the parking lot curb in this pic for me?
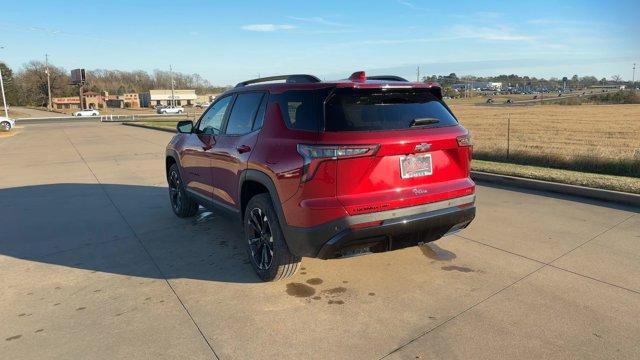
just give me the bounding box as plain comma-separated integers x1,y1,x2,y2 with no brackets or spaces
471,171,640,208
122,122,177,133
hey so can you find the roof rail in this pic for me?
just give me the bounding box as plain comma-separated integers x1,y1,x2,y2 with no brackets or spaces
235,74,321,87
366,75,409,82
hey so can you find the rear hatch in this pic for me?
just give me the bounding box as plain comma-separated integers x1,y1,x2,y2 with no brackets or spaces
319,87,474,215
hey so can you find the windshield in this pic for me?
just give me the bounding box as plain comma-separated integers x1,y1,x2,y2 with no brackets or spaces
324,88,458,131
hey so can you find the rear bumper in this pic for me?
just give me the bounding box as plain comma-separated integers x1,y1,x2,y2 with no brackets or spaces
282,194,475,259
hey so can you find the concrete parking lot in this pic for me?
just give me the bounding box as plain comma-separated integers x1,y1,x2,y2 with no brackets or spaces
1,122,639,359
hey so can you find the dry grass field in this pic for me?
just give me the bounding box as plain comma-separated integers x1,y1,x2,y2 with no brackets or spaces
450,102,640,177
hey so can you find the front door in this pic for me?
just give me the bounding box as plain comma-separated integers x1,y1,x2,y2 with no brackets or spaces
181,95,233,199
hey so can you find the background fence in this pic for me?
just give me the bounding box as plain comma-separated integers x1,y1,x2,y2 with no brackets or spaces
454,103,640,177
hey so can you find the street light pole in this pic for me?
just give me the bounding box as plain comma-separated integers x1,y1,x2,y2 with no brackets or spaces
170,65,175,107
45,54,52,111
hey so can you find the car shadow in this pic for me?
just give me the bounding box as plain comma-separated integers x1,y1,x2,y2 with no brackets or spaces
0,183,263,283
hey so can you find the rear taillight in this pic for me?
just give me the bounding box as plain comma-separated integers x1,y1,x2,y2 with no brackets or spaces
457,134,472,147
297,144,379,182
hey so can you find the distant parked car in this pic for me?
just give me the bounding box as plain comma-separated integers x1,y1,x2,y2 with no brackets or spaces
73,109,100,117
196,102,211,108
0,116,16,131
157,106,184,114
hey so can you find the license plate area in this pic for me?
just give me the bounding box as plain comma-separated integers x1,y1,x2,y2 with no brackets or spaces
400,153,432,179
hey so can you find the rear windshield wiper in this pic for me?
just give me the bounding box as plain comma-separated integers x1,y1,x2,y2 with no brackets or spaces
410,118,440,127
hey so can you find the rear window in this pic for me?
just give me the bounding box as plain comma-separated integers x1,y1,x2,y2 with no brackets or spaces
325,89,458,131
270,90,323,131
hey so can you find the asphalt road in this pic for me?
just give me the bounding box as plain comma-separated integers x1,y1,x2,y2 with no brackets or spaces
1,122,638,359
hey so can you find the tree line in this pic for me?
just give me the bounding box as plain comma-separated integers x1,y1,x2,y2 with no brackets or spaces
421,72,629,89
0,61,229,107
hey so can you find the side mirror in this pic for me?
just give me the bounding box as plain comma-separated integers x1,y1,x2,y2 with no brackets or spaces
177,120,193,133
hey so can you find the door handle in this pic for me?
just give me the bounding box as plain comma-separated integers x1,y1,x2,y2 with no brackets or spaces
236,145,251,154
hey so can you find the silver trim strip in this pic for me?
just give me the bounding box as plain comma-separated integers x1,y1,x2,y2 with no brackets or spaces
348,194,475,225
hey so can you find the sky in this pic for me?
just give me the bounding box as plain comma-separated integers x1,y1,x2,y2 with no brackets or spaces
0,0,638,86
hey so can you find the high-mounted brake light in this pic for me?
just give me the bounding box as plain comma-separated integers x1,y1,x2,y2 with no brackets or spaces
349,71,366,82
297,144,379,182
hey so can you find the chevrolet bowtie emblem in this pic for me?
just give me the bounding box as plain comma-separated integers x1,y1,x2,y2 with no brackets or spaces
414,143,431,152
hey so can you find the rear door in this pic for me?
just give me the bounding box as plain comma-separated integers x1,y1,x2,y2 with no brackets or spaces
210,91,267,209
320,88,474,215
181,95,233,199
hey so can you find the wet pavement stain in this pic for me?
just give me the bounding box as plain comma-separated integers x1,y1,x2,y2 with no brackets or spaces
342,280,349,284
322,287,347,295
420,243,457,261
368,292,376,296
5,335,21,341
306,278,323,285
328,300,344,305
76,307,86,311
286,283,316,297
440,265,474,273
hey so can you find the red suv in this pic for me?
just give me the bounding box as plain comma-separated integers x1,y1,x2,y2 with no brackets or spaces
165,72,475,281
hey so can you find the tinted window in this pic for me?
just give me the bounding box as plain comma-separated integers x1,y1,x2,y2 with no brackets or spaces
325,89,458,131
198,96,232,134
225,92,264,135
270,90,321,131
252,94,268,131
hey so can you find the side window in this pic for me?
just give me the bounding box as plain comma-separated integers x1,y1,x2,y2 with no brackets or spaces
270,90,320,131
225,92,265,135
198,96,232,135
252,94,268,131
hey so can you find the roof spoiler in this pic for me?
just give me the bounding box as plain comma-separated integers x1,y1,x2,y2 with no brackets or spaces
235,74,321,87
366,75,409,82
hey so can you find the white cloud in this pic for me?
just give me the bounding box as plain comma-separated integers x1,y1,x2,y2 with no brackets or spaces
451,25,535,41
288,16,347,27
241,24,295,32
397,0,416,9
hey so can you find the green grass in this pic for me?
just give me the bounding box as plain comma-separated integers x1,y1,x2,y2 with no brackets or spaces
135,120,178,130
472,159,640,194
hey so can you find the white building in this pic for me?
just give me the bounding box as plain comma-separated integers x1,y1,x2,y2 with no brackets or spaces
139,89,197,107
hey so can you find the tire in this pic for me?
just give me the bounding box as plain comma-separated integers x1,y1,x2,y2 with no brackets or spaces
0,121,10,131
167,163,199,218
178,110,183,114
244,193,301,281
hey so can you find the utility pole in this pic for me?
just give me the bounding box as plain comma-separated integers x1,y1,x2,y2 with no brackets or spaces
633,63,636,89
170,65,175,107
45,54,52,111
0,45,8,118
0,67,8,118
416,66,420,82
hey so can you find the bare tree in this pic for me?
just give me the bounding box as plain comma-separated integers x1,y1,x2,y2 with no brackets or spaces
610,75,622,83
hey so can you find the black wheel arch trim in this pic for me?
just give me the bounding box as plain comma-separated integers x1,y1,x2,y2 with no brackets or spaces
165,148,184,180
